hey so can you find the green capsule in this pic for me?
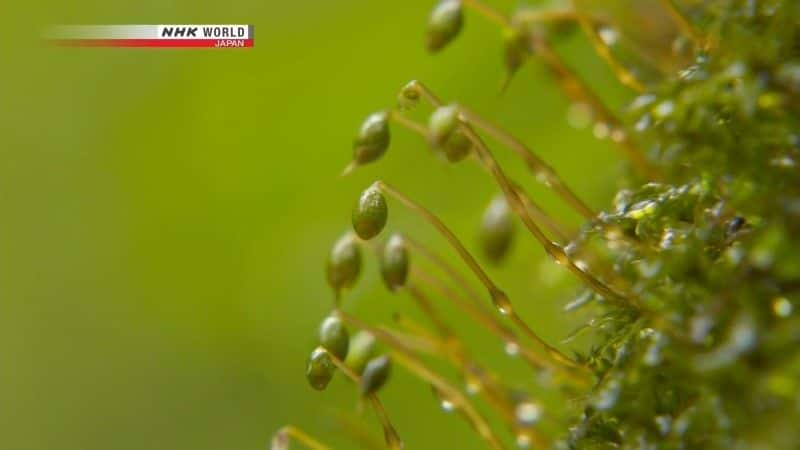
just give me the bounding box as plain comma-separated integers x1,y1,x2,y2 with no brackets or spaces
442,130,473,162
306,347,335,391
380,234,410,291
428,104,472,162
397,80,422,111
319,315,349,360
503,28,528,80
426,0,464,53
352,187,388,240
345,330,377,375
360,355,392,395
479,195,515,263
353,111,391,166
326,233,362,293
428,104,461,147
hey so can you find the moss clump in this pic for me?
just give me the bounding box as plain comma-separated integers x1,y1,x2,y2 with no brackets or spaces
277,1,800,449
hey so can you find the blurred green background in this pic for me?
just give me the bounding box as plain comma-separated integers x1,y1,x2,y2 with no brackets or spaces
3,1,632,448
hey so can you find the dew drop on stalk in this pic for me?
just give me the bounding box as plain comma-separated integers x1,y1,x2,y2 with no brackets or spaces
463,369,482,395
515,432,532,449
491,290,513,315
566,102,592,129
593,122,610,140
515,400,542,426
597,26,619,46
504,340,520,357
431,385,457,413
440,399,455,412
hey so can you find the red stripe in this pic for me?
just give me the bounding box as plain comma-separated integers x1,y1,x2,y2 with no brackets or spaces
50,38,253,48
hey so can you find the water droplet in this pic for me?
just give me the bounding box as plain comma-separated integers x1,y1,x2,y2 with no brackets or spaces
639,327,656,339
566,102,592,129
440,399,456,412
770,156,796,168
772,296,792,318
597,26,619,46
504,341,520,357
652,100,675,119
629,94,656,111
564,291,594,312
635,114,651,132
593,122,610,140
660,229,676,249
690,315,714,344
643,331,667,367
549,243,571,266
610,128,626,142
515,401,542,426
492,290,513,315
655,415,672,436
465,380,481,396
591,377,621,411
625,200,657,220
464,369,482,395
431,385,457,413
515,432,532,449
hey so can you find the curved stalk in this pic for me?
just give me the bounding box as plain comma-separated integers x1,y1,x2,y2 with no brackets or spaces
324,350,403,450
338,311,508,450
460,106,595,220
271,426,331,450
570,3,646,92
459,115,640,313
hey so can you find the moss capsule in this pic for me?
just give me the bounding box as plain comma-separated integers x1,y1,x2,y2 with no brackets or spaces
326,233,362,293
426,0,464,53
428,104,461,146
352,187,388,240
319,315,349,360
428,104,472,162
345,331,376,375
360,355,392,395
353,111,391,166
397,81,422,111
306,347,335,391
503,28,528,80
480,195,515,263
380,234,410,291
442,130,473,162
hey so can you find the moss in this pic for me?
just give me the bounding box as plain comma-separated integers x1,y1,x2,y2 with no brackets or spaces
279,1,800,449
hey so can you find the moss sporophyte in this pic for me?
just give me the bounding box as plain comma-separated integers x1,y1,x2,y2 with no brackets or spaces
277,1,800,449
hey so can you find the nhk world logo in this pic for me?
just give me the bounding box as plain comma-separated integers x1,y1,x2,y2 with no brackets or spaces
46,25,254,48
